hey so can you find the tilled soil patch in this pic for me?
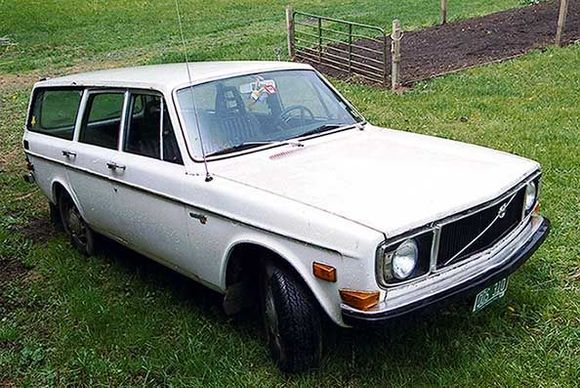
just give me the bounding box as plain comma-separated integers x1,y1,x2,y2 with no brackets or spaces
298,0,580,85
0,258,32,312
0,258,31,288
16,216,58,245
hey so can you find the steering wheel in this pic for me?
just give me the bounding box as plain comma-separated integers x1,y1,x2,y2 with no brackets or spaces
277,105,315,129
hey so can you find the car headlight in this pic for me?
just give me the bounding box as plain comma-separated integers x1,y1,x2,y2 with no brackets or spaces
390,239,418,280
524,181,537,212
377,230,432,285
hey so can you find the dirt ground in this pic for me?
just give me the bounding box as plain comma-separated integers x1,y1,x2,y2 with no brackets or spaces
0,258,31,313
0,211,51,315
298,0,580,85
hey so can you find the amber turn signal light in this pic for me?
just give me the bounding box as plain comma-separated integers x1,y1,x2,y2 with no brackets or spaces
339,289,380,311
533,202,540,215
312,262,337,282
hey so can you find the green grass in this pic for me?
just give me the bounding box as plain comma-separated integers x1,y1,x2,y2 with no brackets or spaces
1,0,579,386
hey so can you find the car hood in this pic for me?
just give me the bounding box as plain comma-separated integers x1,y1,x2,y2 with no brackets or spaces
212,125,539,237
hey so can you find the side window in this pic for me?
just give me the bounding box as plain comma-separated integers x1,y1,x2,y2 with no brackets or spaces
79,92,124,150
123,93,183,165
28,89,82,140
124,94,161,159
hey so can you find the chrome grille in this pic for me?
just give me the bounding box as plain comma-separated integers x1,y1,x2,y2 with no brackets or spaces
437,187,525,268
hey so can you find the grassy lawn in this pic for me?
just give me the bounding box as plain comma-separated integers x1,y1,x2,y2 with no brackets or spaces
1,0,579,386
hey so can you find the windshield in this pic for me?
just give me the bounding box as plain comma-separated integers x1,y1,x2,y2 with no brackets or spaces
176,70,363,158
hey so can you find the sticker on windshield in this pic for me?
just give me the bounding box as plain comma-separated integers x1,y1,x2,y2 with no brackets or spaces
240,76,277,103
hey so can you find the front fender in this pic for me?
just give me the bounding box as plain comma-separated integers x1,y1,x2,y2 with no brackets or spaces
221,231,373,327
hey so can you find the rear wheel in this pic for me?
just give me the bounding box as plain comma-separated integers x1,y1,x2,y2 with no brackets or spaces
260,263,322,372
49,201,63,231
58,191,96,256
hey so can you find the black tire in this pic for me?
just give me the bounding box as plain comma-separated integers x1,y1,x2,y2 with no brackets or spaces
260,263,322,372
49,201,63,231
58,191,96,256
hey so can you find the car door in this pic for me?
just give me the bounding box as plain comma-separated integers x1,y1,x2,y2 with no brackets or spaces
66,89,128,238
109,91,192,269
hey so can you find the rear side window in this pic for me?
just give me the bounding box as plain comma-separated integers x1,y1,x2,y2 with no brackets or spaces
79,92,125,150
28,89,82,140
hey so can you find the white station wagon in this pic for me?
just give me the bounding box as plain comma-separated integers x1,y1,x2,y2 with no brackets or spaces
23,61,549,372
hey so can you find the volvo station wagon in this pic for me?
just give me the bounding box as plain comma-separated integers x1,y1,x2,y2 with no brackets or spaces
22,62,550,372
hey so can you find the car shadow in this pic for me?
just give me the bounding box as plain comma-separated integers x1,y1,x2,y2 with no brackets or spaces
96,235,227,310
322,301,484,371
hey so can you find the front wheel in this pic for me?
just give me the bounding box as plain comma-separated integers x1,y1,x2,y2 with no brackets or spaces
58,191,96,256
260,263,322,372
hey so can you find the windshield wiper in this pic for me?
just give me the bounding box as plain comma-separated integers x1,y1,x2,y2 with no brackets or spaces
205,139,304,157
291,123,353,139
205,123,359,157
206,141,276,157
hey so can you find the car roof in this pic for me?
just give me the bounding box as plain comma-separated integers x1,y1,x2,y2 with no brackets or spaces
34,61,315,94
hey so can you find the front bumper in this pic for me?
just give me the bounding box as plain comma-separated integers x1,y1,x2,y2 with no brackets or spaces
342,216,550,326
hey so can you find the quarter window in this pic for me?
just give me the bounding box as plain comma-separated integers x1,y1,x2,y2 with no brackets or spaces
79,92,125,150
123,93,183,164
28,89,82,140
162,105,183,165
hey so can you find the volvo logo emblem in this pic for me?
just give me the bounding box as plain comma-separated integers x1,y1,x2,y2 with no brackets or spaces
498,203,508,219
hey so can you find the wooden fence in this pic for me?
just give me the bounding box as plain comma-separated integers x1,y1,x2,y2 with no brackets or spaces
287,8,391,87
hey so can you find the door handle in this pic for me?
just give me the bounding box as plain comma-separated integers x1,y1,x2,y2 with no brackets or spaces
106,162,126,171
62,150,77,158
189,212,208,224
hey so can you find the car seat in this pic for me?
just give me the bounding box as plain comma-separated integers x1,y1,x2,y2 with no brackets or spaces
214,83,259,145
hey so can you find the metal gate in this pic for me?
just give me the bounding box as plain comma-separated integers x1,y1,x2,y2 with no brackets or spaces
289,11,389,86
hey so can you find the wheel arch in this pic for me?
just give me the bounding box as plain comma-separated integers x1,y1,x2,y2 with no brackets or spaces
222,238,339,324
223,240,311,291
51,179,67,204
51,179,86,219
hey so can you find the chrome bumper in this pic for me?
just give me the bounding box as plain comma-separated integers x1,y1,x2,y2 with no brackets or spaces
342,215,550,326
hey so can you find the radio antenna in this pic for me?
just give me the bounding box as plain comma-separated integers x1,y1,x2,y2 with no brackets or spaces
174,0,212,182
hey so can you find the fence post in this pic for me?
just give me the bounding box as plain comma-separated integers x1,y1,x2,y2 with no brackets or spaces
318,17,322,63
348,23,353,74
383,33,388,87
391,19,402,91
555,0,569,47
440,0,448,25
286,6,295,59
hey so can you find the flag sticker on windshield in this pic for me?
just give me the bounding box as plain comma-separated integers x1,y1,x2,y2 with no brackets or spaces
240,77,277,103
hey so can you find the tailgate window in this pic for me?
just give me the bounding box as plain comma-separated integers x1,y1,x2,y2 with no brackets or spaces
28,89,83,140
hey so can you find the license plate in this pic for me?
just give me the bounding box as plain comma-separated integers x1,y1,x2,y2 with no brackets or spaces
473,278,508,313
